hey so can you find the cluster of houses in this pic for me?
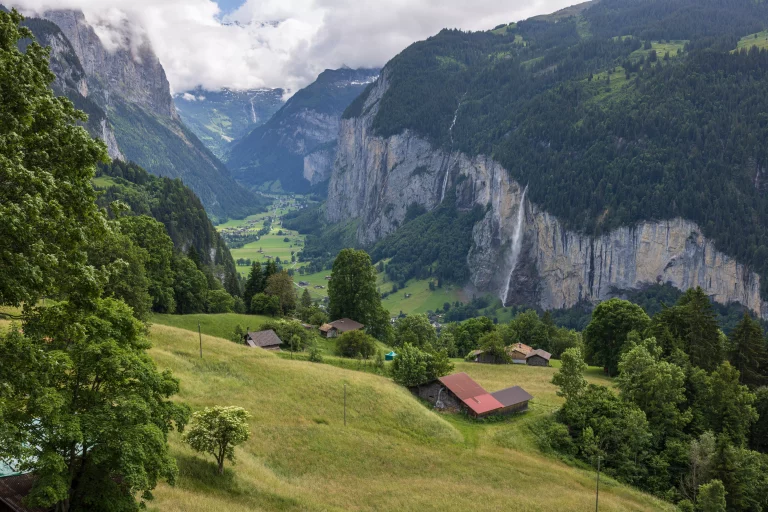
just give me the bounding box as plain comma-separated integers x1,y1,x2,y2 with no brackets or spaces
416,372,533,418
242,318,365,350
468,342,552,367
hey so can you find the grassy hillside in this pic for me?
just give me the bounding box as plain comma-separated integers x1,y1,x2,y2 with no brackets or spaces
146,323,673,511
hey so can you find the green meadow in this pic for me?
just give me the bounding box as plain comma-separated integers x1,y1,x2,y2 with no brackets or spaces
146,323,674,512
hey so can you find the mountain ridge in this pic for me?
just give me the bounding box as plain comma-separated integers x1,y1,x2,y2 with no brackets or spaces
227,66,380,193
24,8,266,221
327,0,768,317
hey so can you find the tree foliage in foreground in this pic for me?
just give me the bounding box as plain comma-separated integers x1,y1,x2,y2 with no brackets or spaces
0,8,107,307
0,10,188,511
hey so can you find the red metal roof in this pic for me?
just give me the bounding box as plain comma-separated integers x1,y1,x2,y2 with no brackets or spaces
462,393,504,415
438,372,488,400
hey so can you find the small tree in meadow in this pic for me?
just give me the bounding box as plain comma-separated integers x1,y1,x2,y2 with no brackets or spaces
183,406,251,475
336,330,377,359
230,324,245,344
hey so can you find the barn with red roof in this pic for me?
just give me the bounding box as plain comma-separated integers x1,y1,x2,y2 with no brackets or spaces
415,372,532,418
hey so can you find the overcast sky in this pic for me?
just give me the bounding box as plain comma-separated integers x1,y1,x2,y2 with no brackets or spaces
7,0,579,94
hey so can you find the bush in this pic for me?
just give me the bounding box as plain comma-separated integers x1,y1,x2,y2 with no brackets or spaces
335,330,377,359
391,343,453,387
251,293,281,316
207,289,235,313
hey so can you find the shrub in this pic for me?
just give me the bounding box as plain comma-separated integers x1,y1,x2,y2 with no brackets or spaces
336,330,377,359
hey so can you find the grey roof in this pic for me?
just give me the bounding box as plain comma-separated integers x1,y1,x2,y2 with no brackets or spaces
328,318,364,332
526,349,552,361
246,329,282,348
490,386,533,407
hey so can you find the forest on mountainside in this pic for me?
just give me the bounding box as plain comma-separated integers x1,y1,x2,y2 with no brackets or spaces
94,161,242,299
351,0,768,297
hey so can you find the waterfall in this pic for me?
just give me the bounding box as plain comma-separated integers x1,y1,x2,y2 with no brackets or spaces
250,98,257,123
440,95,466,203
500,186,528,306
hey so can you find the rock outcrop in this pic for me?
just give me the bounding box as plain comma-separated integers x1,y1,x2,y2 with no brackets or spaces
327,73,768,318
43,10,177,120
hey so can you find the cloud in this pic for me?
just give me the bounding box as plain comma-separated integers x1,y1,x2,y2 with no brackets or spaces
6,0,579,94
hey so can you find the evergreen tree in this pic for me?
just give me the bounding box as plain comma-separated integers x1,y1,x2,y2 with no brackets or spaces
300,288,312,309
328,249,390,340
243,262,263,312
680,288,725,372
729,313,768,388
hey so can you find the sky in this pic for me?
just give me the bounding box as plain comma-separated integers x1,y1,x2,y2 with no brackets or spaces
7,0,579,94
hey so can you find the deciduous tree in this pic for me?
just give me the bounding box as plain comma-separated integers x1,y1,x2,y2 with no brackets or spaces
183,406,251,475
583,298,651,375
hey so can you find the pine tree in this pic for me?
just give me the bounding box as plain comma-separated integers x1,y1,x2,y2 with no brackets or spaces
729,313,768,388
243,262,263,312
301,288,312,309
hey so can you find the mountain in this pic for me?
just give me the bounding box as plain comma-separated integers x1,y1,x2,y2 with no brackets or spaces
327,0,768,318
93,160,240,295
227,67,379,193
23,9,266,221
173,87,284,160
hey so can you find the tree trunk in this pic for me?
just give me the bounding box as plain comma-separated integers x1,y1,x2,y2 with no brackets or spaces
218,458,224,475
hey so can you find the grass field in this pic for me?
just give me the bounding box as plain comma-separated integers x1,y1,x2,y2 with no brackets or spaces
150,313,271,341
381,278,463,316
146,324,674,512
735,31,768,52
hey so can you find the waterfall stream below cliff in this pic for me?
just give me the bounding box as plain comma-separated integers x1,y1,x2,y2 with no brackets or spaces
500,185,527,306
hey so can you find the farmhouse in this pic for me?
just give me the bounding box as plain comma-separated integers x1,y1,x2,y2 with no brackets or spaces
319,318,364,338
526,349,552,367
243,329,282,350
415,372,532,418
508,343,533,363
1,462,44,512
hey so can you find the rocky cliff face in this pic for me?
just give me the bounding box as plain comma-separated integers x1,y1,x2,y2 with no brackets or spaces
29,9,263,220
228,67,379,193
42,10,177,120
328,73,768,318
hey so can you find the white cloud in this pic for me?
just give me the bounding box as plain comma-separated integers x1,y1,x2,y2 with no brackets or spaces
180,92,198,101
7,0,579,94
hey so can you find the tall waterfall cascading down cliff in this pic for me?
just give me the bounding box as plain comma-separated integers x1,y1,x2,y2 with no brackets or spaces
327,73,768,319
501,185,528,306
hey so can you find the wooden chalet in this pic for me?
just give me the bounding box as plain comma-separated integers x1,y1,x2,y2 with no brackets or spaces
243,329,282,350
319,318,364,338
507,343,533,363
526,349,552,367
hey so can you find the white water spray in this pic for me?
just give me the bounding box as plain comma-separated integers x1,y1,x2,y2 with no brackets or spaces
500,186,528,306
250,98,257,123
440,95,466,203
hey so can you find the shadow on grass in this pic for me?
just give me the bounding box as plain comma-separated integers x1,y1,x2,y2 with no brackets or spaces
175,454,304,511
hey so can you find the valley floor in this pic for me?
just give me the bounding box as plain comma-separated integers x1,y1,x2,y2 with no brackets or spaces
147,321,673,512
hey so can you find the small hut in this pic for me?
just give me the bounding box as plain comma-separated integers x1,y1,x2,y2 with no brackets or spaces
385,351,397,361
526,349,552,367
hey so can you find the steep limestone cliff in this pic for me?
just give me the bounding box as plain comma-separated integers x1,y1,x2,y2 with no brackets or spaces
328,74,768,318
42,10,177,120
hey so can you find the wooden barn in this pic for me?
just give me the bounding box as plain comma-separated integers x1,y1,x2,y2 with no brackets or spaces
319,318,364,338
526,349,552,367
415,372,532,418
244,329,282,350
490,386,534,414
